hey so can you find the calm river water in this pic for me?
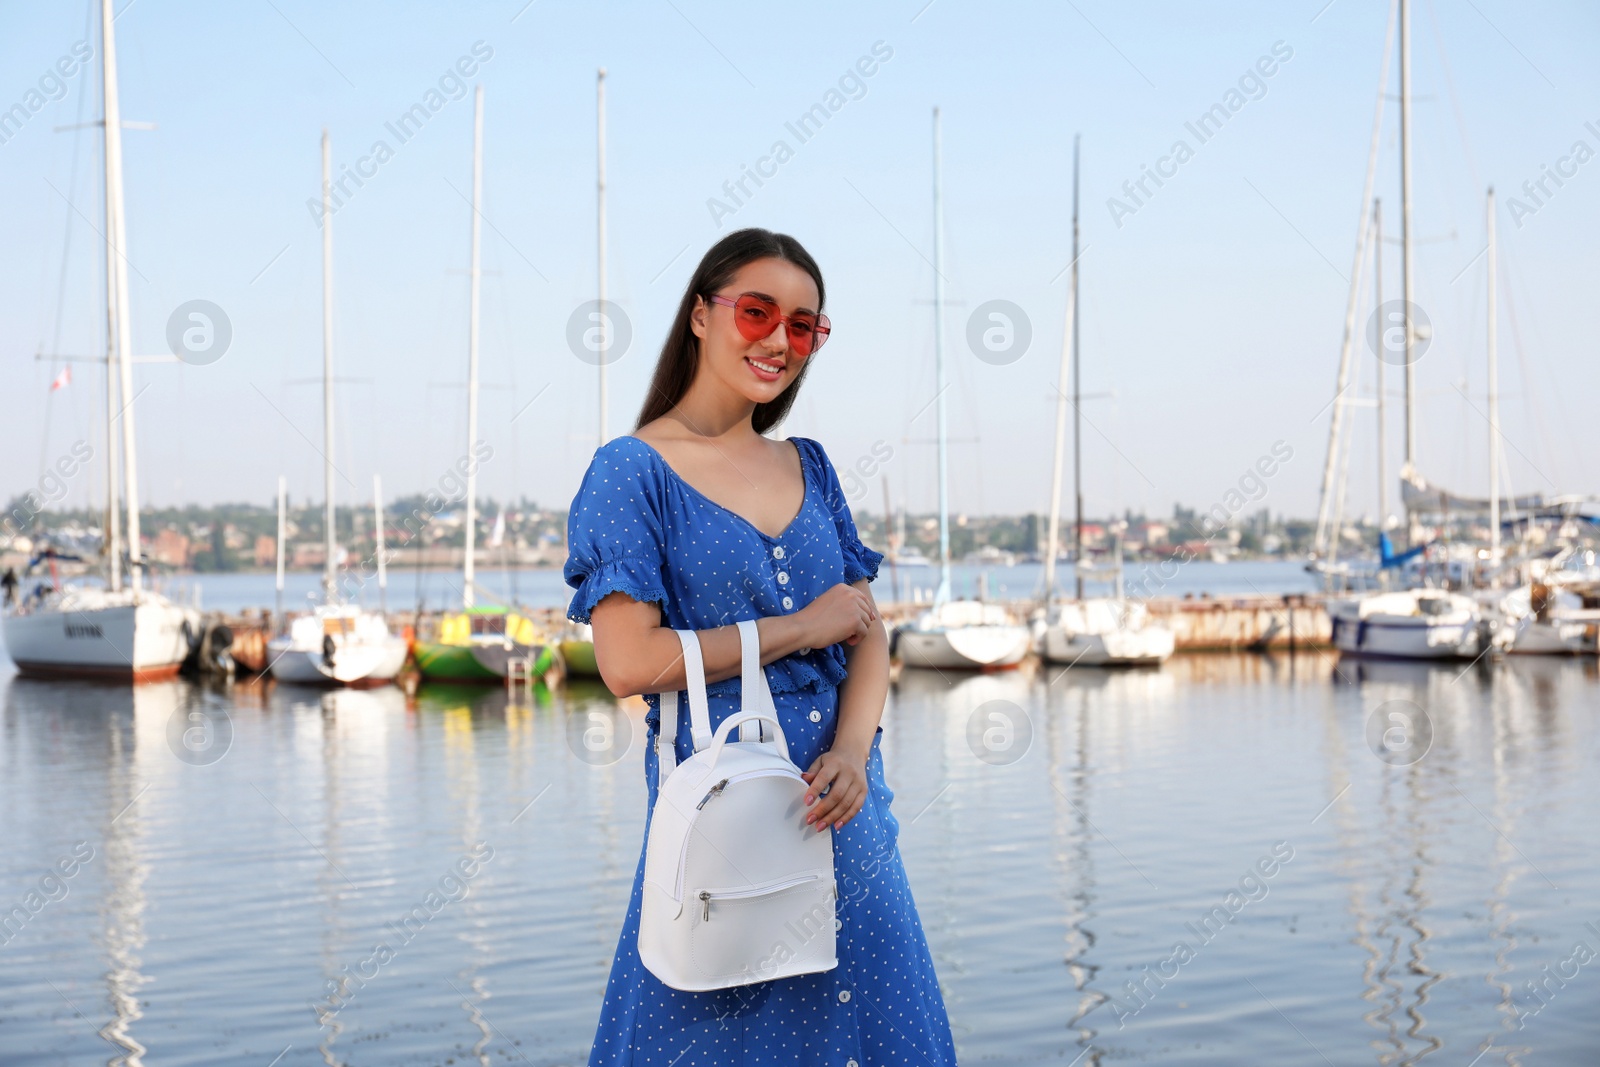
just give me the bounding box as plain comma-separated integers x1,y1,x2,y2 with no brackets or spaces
2,653,1596,1065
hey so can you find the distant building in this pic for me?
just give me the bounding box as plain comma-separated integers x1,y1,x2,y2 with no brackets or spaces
149,528,191,567
292,543,327,568
1134,521,1169,546
254,535,277,568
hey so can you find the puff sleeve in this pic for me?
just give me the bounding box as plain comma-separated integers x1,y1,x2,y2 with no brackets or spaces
562,441,670,624
804,437,886,585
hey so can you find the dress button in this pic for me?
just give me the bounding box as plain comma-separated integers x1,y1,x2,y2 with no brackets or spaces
835,918,843,931
847,1060,858,1067
776,570,789,585
782,596,794,610
773,545,786,559
799,646,811,655
809,709,822,722
838,989,851,1003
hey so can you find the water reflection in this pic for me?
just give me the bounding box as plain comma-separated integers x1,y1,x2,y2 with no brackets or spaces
1,654,1596,1064
1042,671,1105,1066
100,682,168,1067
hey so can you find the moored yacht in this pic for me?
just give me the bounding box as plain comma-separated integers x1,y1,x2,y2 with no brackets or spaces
893,109,1030,674
897,600,1031,671
2,0,199,683
1036,598,1175,667
266,129,405,688
1030,134,1174,671
1328,588,1505,660
410,90,554,686
267,604,408,687
1498,583,1600,655
4,585,197,682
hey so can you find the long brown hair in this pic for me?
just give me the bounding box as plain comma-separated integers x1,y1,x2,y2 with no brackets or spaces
634,228,826,435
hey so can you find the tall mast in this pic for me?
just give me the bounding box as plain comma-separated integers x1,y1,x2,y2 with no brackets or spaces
596,68,608,447
881,475,900,606
103,340,121,590
463,85,483,609
1043,136,1079,609
276,476,286,624
1399,0,1417,471
99,0,121,593
931,107,951,608
1071,135,1084,601
1486,186,1500,569
321,129,337,603
102,0,142,596
1374,198,1387,530
373,474,388,615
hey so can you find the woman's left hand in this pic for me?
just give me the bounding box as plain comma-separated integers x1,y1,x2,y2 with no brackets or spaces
801,747,869,832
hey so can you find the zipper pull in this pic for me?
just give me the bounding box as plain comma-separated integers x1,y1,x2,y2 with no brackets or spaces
696,778,730,810
700,890,711,921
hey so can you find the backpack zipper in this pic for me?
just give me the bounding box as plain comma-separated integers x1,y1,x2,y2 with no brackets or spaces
695,778,730,809
674,767,807,901
697,872,825,922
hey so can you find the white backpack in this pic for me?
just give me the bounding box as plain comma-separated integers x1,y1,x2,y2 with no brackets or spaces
638,619,838,991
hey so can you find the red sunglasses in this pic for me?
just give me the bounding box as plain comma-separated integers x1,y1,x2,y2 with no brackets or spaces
707,292,831,356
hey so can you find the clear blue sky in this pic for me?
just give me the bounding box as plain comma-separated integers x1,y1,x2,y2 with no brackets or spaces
3,0,1596,525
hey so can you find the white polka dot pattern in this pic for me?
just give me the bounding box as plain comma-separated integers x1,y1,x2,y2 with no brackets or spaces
562,436,886,708
564,436,955,1065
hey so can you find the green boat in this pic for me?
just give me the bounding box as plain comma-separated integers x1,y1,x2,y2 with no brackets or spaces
414,606,555,684
558,623,599,677
411,119,559,689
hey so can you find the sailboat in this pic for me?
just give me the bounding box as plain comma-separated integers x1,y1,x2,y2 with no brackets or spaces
1323,0,1508,660
1,0,199,681
1498,580,1600,655
266,130,408,687
413,87,554,685
1033,135,1173,668
558,69,610,679
894,108,1031,672
1474,190,1597,655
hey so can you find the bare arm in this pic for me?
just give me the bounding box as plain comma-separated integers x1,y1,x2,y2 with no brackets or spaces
588,582,878,699
825,578,888,764
798,578,888,832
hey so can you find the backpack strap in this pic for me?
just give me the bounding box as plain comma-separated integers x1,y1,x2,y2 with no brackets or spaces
736,619,770,741
654,628,715,782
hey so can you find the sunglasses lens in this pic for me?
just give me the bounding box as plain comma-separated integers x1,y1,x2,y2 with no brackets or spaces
786,316,817,355
733,295,781,342
808,315,830,354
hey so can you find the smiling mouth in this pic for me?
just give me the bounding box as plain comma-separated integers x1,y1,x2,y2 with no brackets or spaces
745,356,785,379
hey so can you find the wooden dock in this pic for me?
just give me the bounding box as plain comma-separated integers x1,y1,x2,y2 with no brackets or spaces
207,592,1332,678
877,593,1331,652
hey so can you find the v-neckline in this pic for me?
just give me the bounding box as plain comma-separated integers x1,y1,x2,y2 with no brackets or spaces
627,435,809,542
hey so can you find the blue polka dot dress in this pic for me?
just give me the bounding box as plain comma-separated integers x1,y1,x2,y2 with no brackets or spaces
564,434,958,1067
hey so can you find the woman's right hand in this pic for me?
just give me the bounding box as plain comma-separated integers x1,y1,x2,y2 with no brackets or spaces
800,583,878,647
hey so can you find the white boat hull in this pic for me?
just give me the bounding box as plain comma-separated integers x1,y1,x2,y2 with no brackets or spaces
266,606,407,687
267,639,407,686
898,626,1030,669
1329,591,1497,660
1331,615,1482,659
2,591,197,681
1042,625,1175,666
1510,617,1598,655
1036,598,1176,666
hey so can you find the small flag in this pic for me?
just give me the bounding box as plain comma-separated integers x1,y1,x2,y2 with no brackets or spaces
49,366,71,391
489,507,506,548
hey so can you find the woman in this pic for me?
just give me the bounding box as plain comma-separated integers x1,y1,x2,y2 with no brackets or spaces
564,228,958,1065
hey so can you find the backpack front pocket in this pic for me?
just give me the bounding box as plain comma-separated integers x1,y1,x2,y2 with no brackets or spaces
690,872,836,981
